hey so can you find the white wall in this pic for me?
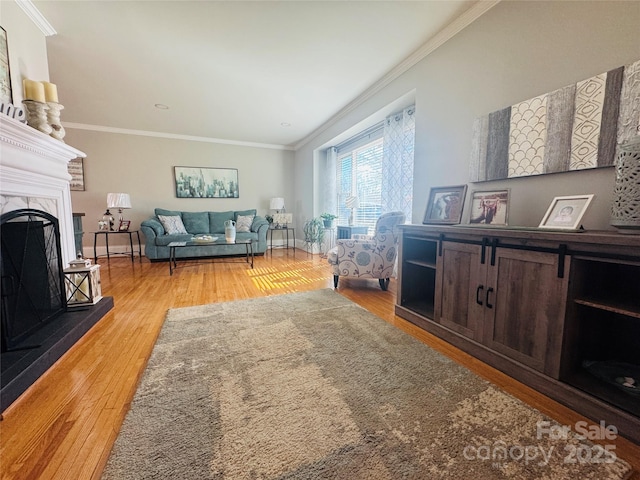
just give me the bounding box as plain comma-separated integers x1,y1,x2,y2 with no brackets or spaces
1,1,50,103
295,1,640,230
64,128,294,252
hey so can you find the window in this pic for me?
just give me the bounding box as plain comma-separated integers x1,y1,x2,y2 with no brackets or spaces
337,137,384,231
334,106,415,234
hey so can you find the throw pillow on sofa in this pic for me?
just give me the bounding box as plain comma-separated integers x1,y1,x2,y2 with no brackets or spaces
209,211,235,234
236,214,254,232
234,209,257,222
158,215,188,235
182,211,209,234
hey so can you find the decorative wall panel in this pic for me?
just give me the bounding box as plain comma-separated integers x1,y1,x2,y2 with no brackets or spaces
508,94,547,177
598,67,624,167
486,107,510,181
469,116,488,182
544,84,575,174
570,73,606,170
470,59,639,182
617,60,640,148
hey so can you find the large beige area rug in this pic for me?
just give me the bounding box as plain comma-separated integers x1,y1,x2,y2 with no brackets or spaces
102,289,632,479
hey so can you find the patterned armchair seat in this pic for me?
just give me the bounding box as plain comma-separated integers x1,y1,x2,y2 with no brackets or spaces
327,211,405,291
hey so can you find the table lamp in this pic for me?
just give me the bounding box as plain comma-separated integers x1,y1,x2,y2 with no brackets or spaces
270,197,286,228
270,197,285,213
107,193,132,229
345,196,359,226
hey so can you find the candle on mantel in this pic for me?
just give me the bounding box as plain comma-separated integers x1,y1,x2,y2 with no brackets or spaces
23,79,46,103
42,81,59,103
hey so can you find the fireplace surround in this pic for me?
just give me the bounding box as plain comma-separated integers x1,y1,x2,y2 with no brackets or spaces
0,116,113,411
0,116,84,263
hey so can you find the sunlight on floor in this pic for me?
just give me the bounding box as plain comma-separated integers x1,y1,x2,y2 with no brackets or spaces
247,258,330,292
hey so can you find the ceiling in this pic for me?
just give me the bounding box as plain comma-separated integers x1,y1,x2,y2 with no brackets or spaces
33,0,479,149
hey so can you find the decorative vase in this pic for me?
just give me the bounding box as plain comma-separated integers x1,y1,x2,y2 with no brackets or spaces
224,219,236,243
611,138,640,232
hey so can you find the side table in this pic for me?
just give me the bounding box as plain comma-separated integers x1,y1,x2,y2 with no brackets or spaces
94,230,142,263
321,227,336,258
268,227,296,255
337,225,368,239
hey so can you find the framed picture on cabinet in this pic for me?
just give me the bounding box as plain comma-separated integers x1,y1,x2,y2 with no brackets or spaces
538,194,594,230
423,185,467,224
469,189,509,226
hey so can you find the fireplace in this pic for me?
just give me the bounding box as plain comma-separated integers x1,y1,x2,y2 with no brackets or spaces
1,209,66,352
0,116,113,411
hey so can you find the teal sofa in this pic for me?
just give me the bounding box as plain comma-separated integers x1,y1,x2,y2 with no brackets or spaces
140,208,269,261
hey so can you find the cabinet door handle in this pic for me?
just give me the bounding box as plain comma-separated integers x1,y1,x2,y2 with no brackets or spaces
490,238,498,266
486,287,494,309
480,237,488,264
476,285,484,306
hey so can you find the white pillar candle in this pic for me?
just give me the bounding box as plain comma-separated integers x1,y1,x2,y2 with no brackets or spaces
42,81,58,103
23,79,46,102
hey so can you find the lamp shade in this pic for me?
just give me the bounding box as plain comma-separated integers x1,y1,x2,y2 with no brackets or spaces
107,193,132,209
345,196,359,209
270,197,285,210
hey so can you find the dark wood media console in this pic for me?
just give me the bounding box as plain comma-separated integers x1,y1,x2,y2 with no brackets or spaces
395,225,640,444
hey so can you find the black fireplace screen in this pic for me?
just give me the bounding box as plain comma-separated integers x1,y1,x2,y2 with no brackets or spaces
1,209,66,351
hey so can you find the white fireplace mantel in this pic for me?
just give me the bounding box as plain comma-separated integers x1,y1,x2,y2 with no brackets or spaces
1,115,86,265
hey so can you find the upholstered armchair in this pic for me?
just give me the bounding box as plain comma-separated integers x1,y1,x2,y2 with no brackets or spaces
327,211,405,290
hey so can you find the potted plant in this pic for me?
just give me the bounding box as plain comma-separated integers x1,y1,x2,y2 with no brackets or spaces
320,213,337,228
265,214,274,226
303,217,325,253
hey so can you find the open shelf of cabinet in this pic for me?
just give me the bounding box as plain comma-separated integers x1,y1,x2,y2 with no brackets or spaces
561,257,640,422
398,235,438,320
405,258,437,269
573,298,640,319
563,369,640,419
395,225,640,444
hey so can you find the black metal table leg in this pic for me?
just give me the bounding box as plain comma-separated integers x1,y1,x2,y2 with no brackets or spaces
135,231,142,261
128,232,134,262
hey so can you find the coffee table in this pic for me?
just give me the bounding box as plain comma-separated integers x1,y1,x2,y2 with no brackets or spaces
167,238,256,275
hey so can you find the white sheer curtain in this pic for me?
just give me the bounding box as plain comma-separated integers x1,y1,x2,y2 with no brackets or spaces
381,106,415,222
321,146,337,215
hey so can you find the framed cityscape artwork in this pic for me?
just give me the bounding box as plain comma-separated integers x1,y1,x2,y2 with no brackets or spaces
174,166,239,198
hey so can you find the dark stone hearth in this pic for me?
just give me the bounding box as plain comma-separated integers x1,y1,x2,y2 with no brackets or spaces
1,297,114,412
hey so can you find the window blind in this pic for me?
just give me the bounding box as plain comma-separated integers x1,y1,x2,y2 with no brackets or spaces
336,137,384,233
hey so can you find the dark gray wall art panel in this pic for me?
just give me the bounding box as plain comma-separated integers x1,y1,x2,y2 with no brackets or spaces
470,59,638,182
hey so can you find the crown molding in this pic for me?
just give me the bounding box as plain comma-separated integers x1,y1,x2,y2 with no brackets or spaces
63,122,295,151
15,0,57,36
294,0,501,150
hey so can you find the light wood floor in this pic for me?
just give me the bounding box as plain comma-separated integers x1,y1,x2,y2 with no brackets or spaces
1,249,638,479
